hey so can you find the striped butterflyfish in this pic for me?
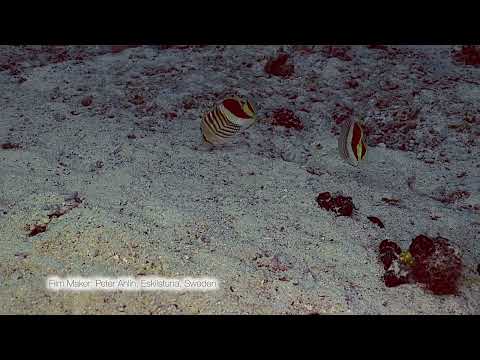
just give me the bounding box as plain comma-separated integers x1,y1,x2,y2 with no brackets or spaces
338,118,367,166
201,97,256,145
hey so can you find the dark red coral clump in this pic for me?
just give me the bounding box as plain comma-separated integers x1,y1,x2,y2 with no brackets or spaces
332,103,353,125
271,109,304,130
384,270,410,287
81,96,93,107
1,142,21,149
378,235,463,295
367,216,385,229
316,192,355,217
452,45,480,67
381,197,401,206
437,190,471,204
409,235,463,295
379,240,411,287
28,223,47,237
111,45,138,54
408,235,434,259
322,46,353,61
379,240,402,270
264,52,294,77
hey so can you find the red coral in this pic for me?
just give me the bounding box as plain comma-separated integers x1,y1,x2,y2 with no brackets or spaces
452,46,480,67
81,96,93,107
316,192,355,217
384,270,409,287
323,46,352,61
28,223,47,237
409,235,434,259
367,216,385,228
183,99,195,110
379,240,402,255
164,112,177,120
332,103,353,125
381,197,401,206
333,196,354,216
439,190,470,204
409,235,463,295
362,106,421,151
271,109,304,130
47,194,83,220
316,192,331,201
378,236,462,295
379,240,401,270
264,52,294,77
345,79,359,88
378,240,414,288
1,142,21,149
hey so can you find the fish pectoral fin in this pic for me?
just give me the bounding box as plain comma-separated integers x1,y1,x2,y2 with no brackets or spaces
195,139,214,152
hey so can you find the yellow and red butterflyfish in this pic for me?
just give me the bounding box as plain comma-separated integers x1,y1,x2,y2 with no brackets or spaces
201,97,256,145
337,118,367,166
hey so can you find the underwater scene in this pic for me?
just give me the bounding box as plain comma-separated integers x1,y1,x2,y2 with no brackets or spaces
0,45,479,314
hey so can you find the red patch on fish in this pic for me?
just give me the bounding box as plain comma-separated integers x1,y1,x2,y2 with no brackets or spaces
351,123,363,158
223,99,250,119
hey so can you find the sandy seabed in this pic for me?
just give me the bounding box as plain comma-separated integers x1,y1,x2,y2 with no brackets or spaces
0,45,479,314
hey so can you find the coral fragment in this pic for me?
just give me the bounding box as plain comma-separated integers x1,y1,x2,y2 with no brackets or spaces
367,216,385,228
264,52,294,77
378,235,463,295
271,108,304,130
1,142,21,149
316,192,356,217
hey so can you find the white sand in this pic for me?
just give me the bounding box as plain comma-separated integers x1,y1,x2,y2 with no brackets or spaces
0,45,478,314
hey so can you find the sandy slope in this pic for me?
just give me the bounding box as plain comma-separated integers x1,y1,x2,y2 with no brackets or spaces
0,45,478,314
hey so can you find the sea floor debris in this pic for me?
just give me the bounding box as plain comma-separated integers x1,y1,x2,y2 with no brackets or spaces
316,192,356,217
379,235,463,295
